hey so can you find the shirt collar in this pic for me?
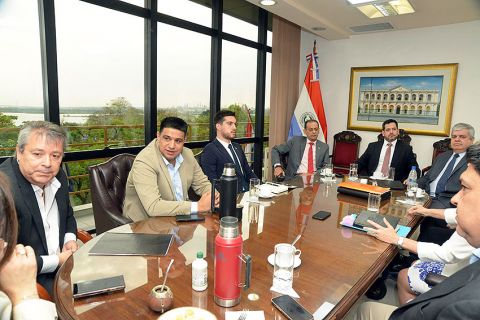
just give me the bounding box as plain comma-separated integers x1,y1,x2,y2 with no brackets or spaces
31,177,61,193
383,139,397,147
307,139,317,146
216,137,231,150
161,153,184,168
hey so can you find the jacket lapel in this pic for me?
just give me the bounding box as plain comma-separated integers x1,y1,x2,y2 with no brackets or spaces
450,155,467,177
154,140,176,199
12,160,48,253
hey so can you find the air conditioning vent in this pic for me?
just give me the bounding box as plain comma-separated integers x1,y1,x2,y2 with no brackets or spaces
350,22,394,32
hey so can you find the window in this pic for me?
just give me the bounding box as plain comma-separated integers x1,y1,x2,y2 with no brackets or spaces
56,0,145,152
221,40,257,139
223,0,258,42
264,52,271,136
157,23,211,141
158,0,212,27
0,0,43,156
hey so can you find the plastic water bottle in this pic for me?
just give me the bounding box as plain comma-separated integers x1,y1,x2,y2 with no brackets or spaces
407,166,418,192
192,251,208,291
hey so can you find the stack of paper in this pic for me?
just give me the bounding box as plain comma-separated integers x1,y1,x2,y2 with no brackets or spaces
262,183,288,194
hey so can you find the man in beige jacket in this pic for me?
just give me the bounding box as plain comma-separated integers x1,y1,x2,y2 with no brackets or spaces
123,117,217,221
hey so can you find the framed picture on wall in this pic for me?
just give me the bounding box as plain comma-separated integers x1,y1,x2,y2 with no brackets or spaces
347,63,458,136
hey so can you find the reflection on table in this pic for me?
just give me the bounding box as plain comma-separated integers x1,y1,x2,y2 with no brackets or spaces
54,174,428,320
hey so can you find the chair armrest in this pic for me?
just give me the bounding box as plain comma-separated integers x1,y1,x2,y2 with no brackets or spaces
422,165,432,177
425,273,447,287
37,283,52,301
77,229,93,243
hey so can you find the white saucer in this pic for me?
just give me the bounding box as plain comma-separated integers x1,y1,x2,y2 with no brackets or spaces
369,175,386,180
415,193,425,198
267,253,301,268
259,192,274,199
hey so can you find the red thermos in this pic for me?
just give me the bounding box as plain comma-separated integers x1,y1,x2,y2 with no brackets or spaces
214,216,251,307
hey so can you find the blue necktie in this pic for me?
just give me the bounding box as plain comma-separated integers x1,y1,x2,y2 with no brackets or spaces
228,144,246,192
435,153,459,195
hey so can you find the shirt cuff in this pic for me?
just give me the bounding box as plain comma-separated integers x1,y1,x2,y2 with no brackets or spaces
444,208,457,225
191,202,199,213
40,255,60,274
63,232,77,246
274,163,282,168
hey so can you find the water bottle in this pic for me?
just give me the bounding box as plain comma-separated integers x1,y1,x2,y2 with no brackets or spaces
407,166,418,192
219,163,238,219
192,251,208,291
214,216,251,307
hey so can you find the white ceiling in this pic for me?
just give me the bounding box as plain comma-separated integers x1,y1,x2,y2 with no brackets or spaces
246,0,480,40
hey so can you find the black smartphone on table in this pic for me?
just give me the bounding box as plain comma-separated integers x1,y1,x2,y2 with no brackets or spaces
272,295,314,320
312,210,331,220
175,214,205,222
73,275,125,299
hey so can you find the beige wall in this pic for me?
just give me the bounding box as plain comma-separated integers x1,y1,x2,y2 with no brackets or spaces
299,20,480,169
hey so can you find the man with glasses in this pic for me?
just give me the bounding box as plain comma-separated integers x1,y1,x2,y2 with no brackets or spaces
271,119,330,181
124,117,218,222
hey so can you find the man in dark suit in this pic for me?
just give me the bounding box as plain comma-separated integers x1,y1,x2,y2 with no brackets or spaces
355,142,480,320
357,119,419,181
416,123,475,244
201,110,258,193
271,120,330,180
0,121,78,295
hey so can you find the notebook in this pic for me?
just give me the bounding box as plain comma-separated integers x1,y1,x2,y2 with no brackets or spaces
89,233,174,256
376,180,405,190
353,210,400,229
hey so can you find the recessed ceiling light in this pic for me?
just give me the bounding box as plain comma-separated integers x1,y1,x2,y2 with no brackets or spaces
312,26,326,31
259,0,276,6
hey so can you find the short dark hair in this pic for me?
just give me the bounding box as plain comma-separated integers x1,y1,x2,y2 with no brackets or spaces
382,119,398,130
159,117,188,136
304,119,319,129
214,110,236,125
466,142,480,175
0,173,18,270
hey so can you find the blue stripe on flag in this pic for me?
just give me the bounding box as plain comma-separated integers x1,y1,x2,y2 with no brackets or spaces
288,116,302,140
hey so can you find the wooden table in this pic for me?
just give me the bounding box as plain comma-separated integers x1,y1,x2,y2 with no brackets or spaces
54,177,427,319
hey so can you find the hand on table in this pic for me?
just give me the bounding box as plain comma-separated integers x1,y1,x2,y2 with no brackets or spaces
363,218,399,245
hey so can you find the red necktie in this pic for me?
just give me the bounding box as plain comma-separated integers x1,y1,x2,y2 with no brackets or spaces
308,142,314,174
381,143,392,177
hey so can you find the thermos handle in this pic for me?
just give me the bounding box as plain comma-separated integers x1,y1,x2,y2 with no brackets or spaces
211,179,219,213
238,254,252,289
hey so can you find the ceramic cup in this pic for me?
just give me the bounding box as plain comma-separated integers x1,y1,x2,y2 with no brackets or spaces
149,285,174,313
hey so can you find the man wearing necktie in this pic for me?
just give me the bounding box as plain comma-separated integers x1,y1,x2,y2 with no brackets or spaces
417,123,475,245
357,119,419,182
271,120,330,181
201,110,258,193
355,142,480,320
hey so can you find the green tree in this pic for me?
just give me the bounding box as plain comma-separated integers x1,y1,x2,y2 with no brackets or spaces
0,112,18,156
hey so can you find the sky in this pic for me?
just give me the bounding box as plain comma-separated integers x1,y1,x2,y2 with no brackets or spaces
0,0,271,110
360,76,444,91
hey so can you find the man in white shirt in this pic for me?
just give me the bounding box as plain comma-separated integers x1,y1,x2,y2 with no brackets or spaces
0,121,78,295
357,119,419,181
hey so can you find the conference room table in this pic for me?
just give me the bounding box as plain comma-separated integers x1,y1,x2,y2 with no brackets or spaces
54,176,429,319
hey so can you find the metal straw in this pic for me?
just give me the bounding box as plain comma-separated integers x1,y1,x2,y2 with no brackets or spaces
161,259,174,292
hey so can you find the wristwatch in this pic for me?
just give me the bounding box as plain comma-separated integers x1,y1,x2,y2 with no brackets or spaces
396,236,405,249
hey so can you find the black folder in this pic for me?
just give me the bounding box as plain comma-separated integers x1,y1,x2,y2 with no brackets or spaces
376,180,405,190
89,233,174,256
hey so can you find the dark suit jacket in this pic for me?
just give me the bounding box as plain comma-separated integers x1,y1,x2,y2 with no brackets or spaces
357,140,419,181
390,260,480,319
201,139,257,193
271,136,330,180
417,150,466,209
0,158,77,274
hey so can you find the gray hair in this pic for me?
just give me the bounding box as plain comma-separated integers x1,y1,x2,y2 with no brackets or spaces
451,123,475,140
16,121,67,156
466,142,480,174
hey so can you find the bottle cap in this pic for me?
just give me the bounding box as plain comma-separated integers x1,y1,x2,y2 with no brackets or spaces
197,251,204,259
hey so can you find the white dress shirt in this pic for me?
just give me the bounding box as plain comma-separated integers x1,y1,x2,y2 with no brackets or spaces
216,138,244,175
297,140,317,174
428,152,466,196
31,178,76,273
375,139,397,173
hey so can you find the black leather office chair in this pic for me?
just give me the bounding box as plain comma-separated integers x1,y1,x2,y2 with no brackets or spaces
88,154,134,235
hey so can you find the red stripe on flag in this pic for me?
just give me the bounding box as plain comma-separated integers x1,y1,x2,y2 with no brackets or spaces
304,59,328,141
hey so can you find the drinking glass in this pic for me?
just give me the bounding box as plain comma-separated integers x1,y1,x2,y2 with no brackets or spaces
249,178,260,201
272,243,300,291
348,163,358,181
367,193,381,212
387,167,395,181
406,182,418,204
323,164,334,179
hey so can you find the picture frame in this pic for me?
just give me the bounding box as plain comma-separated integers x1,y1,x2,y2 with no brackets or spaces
347,63,458,136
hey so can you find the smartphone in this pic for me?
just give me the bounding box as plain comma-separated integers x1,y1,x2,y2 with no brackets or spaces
175,214,205,222
73,275,125,299
271,295,314,320
312,210,331,220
